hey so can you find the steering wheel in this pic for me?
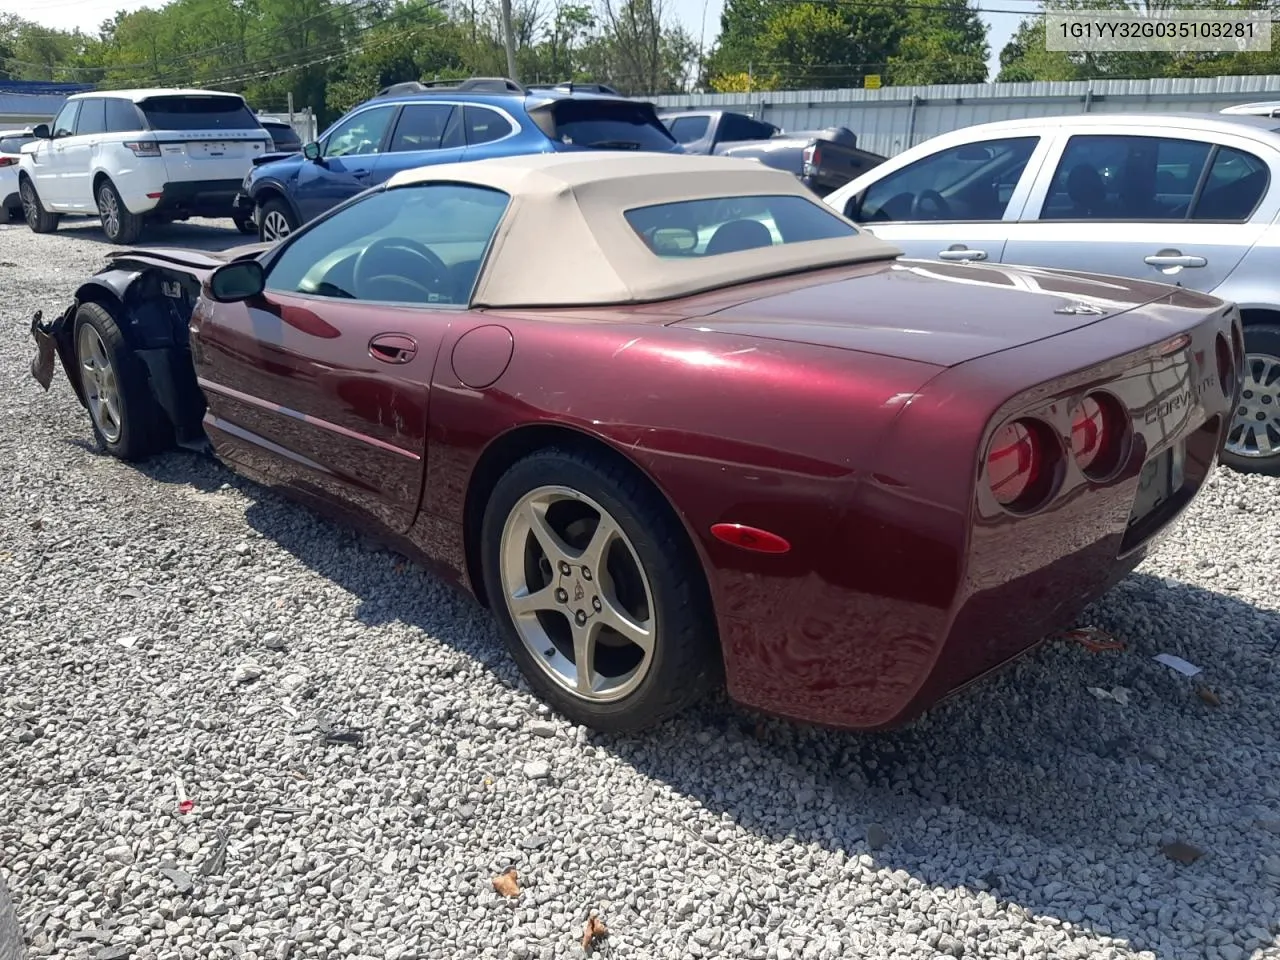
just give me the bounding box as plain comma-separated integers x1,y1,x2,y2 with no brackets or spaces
912,189,953,220
352,236,452,304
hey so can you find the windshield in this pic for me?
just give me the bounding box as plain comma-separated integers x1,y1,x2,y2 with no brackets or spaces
544,100,675,151
138,95,261,131
625,194,858,258
0,135,33,154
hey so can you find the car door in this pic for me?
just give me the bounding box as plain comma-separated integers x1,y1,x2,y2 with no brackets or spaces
836,133,1052,263
292,103,397,223
370,102,466,182
63,97,106,211
1000,130,1276,294
190,179,512,533
30,100,80,207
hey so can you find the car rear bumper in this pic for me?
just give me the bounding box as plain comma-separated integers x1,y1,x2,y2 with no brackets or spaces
716,297,1242,730
133,179,245,218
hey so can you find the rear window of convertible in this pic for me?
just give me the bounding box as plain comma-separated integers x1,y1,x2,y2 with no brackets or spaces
624,194,858,258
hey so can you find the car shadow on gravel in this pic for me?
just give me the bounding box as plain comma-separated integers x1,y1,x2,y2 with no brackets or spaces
50,218,248,252
127,448,1280,960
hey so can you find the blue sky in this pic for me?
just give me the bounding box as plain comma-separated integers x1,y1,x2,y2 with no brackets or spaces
8,0,1026,84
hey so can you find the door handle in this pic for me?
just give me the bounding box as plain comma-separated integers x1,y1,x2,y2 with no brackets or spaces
1144,253,1206,268
938,247,988,261
369,333,417,364
353,170,371,180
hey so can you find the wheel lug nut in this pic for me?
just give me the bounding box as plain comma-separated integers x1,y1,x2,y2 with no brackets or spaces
581,567,592,581
592,596,602,611
558,561,571,576
555,588,568,603
575,611,587,626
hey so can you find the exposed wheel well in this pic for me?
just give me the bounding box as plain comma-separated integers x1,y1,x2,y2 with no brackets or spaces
462,424,711,615
1239,307,1280,328
92,171,112,195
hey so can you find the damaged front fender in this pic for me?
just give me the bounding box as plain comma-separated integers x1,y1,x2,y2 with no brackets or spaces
30,302,80,397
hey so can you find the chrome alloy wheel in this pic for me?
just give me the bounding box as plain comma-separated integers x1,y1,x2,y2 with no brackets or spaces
20,180,38,227
1226,352,1280,461
97,184,120,238
499,485,656,702
261,209,292,241
77,323,123,444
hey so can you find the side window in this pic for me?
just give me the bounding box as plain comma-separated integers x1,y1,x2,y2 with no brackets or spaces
854,136,1039,223
265,183,511,306
51,101,80,139
1038,135,1213,221
104,99,144,134
667,116,709,144
388,104,455,152
75,99,107,136
720,113,774,142
323,105,396,158
464,106,513,146
1191,146,1269,221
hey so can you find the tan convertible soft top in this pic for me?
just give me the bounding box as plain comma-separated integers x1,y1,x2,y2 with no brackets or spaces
384,152,902,308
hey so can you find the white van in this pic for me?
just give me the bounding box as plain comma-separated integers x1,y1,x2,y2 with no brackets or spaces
18,88,274,242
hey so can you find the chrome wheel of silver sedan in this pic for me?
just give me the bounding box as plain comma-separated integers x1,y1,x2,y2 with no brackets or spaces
77,323,123,444
499,485,655,702
1227,352,1280,461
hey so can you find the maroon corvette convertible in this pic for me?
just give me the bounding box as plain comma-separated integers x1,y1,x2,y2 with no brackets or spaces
32,152,1242,732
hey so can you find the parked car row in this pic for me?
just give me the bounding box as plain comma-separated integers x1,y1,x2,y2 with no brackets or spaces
823,110,1280,476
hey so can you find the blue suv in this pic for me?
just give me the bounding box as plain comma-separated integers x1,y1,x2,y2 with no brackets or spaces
233,77,681,241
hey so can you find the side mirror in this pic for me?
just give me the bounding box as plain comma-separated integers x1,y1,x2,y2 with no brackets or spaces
209,260,266,303
31,123,50,139
303,141,322,161
844,193,863,221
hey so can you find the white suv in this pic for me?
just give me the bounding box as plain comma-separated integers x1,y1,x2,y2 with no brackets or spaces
0,128,34,222
18,88,274,243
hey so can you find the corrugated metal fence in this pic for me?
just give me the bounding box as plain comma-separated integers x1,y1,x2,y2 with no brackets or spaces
649,74,1280,158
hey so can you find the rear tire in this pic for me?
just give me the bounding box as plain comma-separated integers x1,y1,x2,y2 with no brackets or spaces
480,447,720,733
96,178,144,244
19,177,59,233
73,301,173,461
1221,323,1280,476
257,197,297,243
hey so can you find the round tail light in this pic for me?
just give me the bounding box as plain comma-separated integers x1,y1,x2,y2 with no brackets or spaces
987,418,1052,510
1216,333,1235,398
1071,391,1127,479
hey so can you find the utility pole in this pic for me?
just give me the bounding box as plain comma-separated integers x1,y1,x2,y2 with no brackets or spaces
500,0,519,83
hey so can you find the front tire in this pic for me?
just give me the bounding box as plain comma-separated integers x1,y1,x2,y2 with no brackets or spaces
257,198,297,243
19,177,59,233
480,448,720,733
1221,323,1280,476
96,178,144,244
73,301,172,461
234,217,256,236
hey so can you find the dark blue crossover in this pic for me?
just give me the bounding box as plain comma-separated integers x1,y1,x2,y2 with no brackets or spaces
233,77,682,242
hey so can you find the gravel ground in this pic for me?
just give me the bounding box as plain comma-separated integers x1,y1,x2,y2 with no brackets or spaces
2,216,1279,960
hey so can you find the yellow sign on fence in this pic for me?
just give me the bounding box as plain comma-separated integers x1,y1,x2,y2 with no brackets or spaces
864,74,881,89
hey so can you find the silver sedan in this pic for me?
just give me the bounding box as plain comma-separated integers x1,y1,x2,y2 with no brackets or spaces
824,111,1280,475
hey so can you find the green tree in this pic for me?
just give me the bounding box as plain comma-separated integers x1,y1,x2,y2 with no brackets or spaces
706,0,989,89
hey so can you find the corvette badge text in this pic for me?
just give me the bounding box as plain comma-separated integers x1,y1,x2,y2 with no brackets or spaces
1144,371,1220,426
